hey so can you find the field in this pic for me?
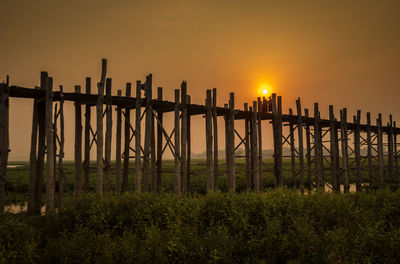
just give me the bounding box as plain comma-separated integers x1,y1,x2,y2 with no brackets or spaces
1,160,400,263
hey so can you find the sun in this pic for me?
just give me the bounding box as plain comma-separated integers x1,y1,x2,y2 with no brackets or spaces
262,88,268,95
259,84,271,96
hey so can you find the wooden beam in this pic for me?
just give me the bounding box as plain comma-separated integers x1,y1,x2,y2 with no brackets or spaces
58,85,65,204
174,89,181,194
314,103,323,189
367,112,372,184
28,87,39,214
156,87,163,193
244,103,250,189
206,90,214,192
272,93,283,187
135,81,142,192
143,76,152,192
377,114,384,185
96,59,106,194
340,108,349,193
45,76,55,213
257,97,263,191
329,105,339,192
83,78,91,192
296,99,304,193
74,85,83,196
123,83,131,193
304,108,312,190
354,110,361,192
187,95,191,190
227,93,235,192
394,121,398,180
251,101,259,191
181,82,188,193
388,115,394,181
0,83,9,213
212,88,218,190
115,90,122,194
104,78,112,193
289,108,296,187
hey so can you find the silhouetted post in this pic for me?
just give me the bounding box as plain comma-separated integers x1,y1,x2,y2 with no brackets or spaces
340,109,349,193
367,112,372,184
212,88,218,190
227,93,235,192
289,108,296,187
251,101,259,191
156,87,163,193
354,110,361,192
314,103,323,189
377,114,384,185
304,108,312,189
83,78,91,192
296,99,304,193
45,77,55,213
135,81,142,192
143,76,152,192
122,83,131,192
244,103,250,189
257,98,263,191
0,83,9,213
272,93,283,187
150,82,156,194
206,90,214,191
329,106,339,192
58,86,65,204
388,115,394,181
96,59,106,194
74,85,83,196
104,78,112,193
28,87,39,214
394,121,398,179
115,90,122,194
174,89,181,194
180,82,188,193
187,95,191,190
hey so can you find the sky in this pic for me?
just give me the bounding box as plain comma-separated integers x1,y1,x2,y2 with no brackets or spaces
1,0,400,160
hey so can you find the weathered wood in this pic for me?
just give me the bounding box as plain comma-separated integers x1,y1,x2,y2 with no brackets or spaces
96,59,106,194
244,103,250,189
187,95,191,190
212,88,218,190
45,77,55,213
143,76,152,192
28,87,39,214
0,83,9,213
181,82,188,193
115,90,122,194
388,115,394,180
83,78,91,192
122,83,131,193
135,81,142,192
296,99,305,193
272,93,283,187
174,89,181,194
377,114,384,185
53,103,57,202
104,78,112,193
340,109,349,193
251,101,259,191
58,85,65,204
150,81,156,194
289,108,296,187
74,85,83,196
314,103,323,189
257,97,263,191
304,108,312,190
354,110,361,192
206,90,214,192
366,112,372,184
227,93,235,192
156,87,163,193
329,105,339,192
394,121,398,180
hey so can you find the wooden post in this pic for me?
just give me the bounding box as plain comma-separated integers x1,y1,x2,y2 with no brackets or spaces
180,82,188,193
58,86,65,204
329,105,339,192
314,103,323,189
244,103,250,189
272,93,283,187
394,121,398,179
135,81,142,192
143,76,152,192
296,99,305,193
74,85,83,196
0,83,9,213
150,78,156,194
45,77,55,213
122,83,131,193
174,89,181,194
304,108,312,190
251,101,259,191
257,98,263,191
96,59,106,194
83,78,91,192
340,109,349,193
377,114,384,185
115,90,122,194
212,89,218,190
388,115,394,181
28,87,39,214
227,93,235,192
156,87,163,193
289,108,296,187
206,90,214,192
104,78,112,193
354,110,361,192
367,112,372,184
187,95,191,190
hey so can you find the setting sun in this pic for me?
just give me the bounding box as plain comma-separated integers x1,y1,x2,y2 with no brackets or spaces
259,84,271,96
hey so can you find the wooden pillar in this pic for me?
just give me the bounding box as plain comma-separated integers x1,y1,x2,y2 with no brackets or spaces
212,88,218,190
104,78,112,193
289,108,296,187
45,77,55,213
58,86,65,204
187,95,191,190
74,85,83,196
251,102,259,191
181,81,188,193
366,112,372,184
83,78,91,192
304,109,312,190
174,89,181,194
96,59,106,194
377,114,384,185
150,78,156,193
314,103,323,189
227,93,235,192
272,93,283,187
388,115,394,181
206,90,214,192
329,105,339,192
257,98,263,191
296,99,305,193
244,103,250,189
28,87,39,214
143,76,152,192
135,81,142,192
156,87,163,193
224,104,229,172
0,83,9,213
115,90,122,194
340,109,349,193
122,83,131,193
354,110,361,192
394,121,398,179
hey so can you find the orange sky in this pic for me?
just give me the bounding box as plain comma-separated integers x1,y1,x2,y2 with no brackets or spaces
1,0,400,160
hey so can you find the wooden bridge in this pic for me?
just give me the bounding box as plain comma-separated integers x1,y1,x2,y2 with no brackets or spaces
0,59,399,214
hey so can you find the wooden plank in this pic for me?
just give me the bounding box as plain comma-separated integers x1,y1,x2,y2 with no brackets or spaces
58,85,65,204
366,112,372,184
156,87,163,193
329,105,339,192
212,89,218,190
74,85,83,196
340,108,349,193
354,110,361,192
296,99,305,193
257,98,263,191
251,101,259,191
174,89,181,194
45,76,55,213
0,83,9,213
181,82,188,193
96,59,106,194
244,103,250,189
304,108,312,190
206,90,214,192
83,78,91,192
377,114,384,185
289,108,296,187
104,78,112,193
123,83,131,192
227,93,235,192
115,90,122,194
28,87,39,214
135,81,142,192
